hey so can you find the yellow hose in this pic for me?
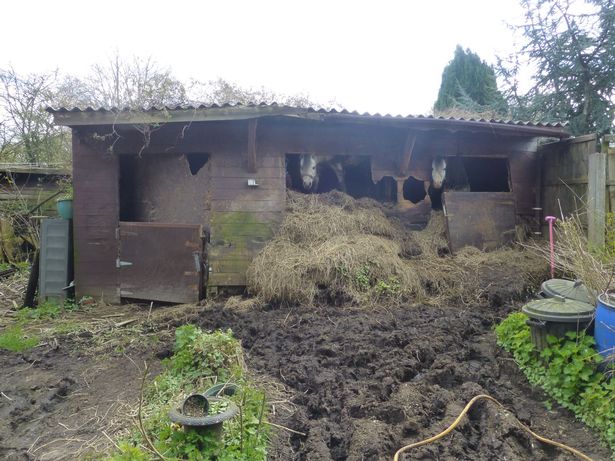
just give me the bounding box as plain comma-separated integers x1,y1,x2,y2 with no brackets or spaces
392,394,594,461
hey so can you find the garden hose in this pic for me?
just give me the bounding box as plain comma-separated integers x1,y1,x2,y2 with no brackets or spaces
392,394,594,461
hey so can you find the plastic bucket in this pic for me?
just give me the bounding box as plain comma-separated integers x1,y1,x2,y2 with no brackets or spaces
56,199,73,220
596,294,615,361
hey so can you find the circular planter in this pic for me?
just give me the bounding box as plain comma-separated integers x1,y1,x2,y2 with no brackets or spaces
56,198,73,220
169,395,238,438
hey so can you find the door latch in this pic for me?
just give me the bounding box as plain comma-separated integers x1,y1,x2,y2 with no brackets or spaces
116,258,133,268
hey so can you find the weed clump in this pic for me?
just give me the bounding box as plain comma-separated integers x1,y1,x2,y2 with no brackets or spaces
0,325,38,351
108,325,268,461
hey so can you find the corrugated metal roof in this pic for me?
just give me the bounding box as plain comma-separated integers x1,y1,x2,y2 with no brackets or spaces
46,102,569,137
47,102,567,128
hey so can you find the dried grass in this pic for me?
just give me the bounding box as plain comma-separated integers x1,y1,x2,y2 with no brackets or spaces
247,191,546,306
524,214,615,303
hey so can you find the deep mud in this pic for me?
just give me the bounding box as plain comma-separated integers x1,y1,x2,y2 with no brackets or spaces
0,305,172,461
0,301,611,460
199,304,612,461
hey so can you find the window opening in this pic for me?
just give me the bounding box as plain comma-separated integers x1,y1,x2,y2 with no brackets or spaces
462,157,510,192
185,153,209,176
403,176,427,203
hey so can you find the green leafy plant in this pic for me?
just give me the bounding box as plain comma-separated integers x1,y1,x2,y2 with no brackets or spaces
374,276,401,298
17,300,62,321
354,265,371,292
495,312,615,456
107,325,268,461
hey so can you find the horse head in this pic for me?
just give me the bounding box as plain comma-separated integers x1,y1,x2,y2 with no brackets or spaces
300,154,318,190
431,157,447,189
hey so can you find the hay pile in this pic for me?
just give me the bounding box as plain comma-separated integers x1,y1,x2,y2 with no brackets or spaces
247,191,547,306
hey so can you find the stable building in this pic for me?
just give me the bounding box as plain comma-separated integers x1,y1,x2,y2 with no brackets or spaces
48,103,585,304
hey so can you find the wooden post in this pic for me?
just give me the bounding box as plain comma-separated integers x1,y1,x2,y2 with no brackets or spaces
247,119,258,173
398,132,416,176
588,152,606,247
607,153,615,214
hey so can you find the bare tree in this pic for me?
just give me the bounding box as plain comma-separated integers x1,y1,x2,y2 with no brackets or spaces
188,77,334,109
59,54,188,109
0,68,68,164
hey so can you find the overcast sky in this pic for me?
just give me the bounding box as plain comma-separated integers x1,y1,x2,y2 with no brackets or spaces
1,0,527,115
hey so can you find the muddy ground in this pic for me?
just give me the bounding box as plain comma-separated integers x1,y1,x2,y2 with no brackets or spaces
0,300,612,460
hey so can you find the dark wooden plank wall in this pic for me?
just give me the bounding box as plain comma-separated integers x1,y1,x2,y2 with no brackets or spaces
72,131,120,302
444,191,517,252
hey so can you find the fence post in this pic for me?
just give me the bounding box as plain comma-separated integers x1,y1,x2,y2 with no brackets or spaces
588,152,606,247
603,135,615,213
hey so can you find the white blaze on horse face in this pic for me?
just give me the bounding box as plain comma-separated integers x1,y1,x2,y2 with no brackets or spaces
431,158,447,189
300,155,318,190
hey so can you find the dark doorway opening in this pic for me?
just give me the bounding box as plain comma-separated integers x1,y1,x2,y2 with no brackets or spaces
403,177,426,203
462,157,510,192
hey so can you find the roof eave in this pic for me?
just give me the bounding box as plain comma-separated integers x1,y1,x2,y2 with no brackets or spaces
48,105,310,127
47,106,570,139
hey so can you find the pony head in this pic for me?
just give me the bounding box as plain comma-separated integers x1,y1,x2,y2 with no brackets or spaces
300,154,318,190
431,157,446,189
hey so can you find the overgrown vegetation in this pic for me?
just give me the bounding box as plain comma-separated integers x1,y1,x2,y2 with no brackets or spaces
526,213,615,303
495,312,615,455
247,191,546,305
108,325,268,461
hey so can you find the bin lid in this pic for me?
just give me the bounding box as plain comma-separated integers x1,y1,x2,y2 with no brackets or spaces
541,279,592,304
522,296,595,322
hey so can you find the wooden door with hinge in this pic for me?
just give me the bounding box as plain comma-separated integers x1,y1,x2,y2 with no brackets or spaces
118,222,204,303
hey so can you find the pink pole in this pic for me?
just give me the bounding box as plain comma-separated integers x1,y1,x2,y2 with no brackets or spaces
545,216,557,278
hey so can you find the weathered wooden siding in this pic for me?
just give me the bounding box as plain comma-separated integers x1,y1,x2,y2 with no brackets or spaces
72,132,120,302
540,135,598,228
207,151,285,287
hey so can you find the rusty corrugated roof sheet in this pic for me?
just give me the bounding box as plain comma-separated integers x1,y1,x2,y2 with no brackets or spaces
46,102,569,137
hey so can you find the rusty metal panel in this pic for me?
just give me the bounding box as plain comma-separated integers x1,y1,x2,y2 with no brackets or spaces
443,192,516,253
119,222,203,303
